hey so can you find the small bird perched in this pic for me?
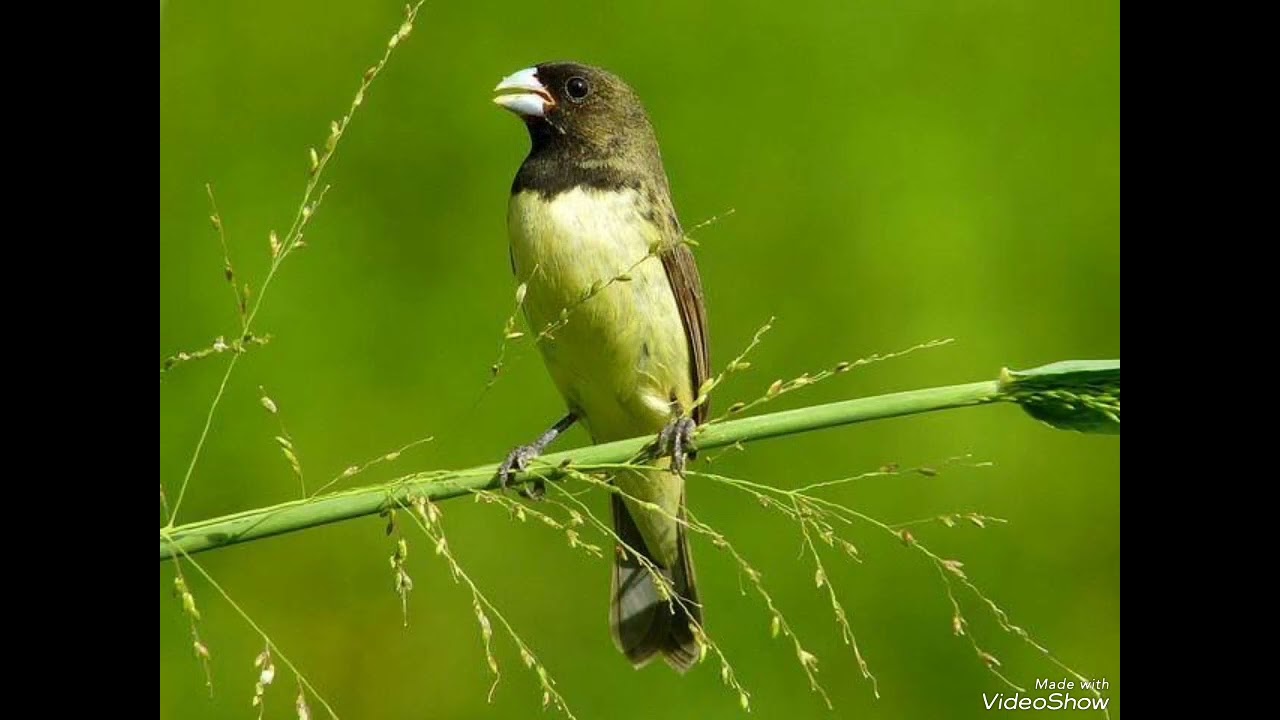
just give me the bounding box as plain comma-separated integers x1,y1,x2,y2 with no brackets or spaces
493,62,710,672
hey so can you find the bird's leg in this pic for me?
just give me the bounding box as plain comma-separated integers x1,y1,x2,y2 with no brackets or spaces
498,412,577,500
656,413,698,476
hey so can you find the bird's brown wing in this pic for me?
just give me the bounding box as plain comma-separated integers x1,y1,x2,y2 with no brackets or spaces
659,242,710,425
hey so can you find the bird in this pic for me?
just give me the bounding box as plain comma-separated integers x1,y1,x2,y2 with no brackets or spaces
492,62,710,673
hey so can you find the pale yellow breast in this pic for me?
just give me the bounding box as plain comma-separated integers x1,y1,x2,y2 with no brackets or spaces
507,187,694,444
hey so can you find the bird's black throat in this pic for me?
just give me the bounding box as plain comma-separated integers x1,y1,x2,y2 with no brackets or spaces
511,123,641,199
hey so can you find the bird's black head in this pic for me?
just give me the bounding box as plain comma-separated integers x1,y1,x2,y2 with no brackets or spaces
493,62,657,158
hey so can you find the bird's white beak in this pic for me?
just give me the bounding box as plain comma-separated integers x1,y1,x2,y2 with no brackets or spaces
493,67,553,118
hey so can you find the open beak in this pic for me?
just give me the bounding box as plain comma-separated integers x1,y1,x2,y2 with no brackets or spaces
493,67,554,118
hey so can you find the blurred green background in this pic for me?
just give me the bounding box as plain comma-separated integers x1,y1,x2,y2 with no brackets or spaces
160,1,1119,717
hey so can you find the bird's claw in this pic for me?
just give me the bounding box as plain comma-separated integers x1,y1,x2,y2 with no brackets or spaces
657,415,698,475
498,445,546,500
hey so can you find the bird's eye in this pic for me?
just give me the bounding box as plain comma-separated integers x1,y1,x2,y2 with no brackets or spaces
565,76,590,101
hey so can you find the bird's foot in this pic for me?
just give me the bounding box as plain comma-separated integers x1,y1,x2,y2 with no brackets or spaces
656,415,698,475
498,444,547,500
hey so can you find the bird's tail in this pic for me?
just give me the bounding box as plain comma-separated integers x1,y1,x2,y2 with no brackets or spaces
608,491,702,672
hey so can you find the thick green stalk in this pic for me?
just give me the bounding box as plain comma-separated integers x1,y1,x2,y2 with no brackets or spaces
159,360,1118,561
